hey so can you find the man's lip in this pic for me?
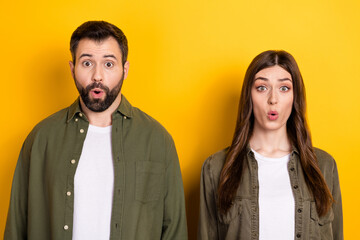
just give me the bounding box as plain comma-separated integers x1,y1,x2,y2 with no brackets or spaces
90,88,105,98
91,88,103,92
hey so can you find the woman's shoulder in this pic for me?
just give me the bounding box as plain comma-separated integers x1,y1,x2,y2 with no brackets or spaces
313,147,337,172
202,147,229,178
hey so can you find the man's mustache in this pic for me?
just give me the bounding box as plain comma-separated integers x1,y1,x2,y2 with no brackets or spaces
85,82,109,92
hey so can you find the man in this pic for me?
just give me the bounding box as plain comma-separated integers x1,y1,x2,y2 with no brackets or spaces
4,21,187,240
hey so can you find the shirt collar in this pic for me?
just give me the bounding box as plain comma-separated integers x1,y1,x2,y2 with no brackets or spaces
115,94,133,118
291,145,300,156
66,97,82,123
246,143,300,156
66,94,133,123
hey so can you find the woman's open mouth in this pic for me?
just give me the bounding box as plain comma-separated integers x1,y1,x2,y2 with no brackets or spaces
267,111,278,120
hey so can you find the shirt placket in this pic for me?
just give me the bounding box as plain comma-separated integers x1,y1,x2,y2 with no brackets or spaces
109,113,127,239
248,153,260,240
63,112,89,239
288,153,303,239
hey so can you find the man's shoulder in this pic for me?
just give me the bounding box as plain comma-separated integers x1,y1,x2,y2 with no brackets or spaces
19,104,71,154
33,107,69,131
26,106,70,141
119,95,171,137
130,106,172,138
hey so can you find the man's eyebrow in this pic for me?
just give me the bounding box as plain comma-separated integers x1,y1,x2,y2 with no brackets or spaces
79,53,93,59
78,54,117,60
104,54,117,59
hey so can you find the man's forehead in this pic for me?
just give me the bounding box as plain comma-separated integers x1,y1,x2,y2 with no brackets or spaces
76,37,122,58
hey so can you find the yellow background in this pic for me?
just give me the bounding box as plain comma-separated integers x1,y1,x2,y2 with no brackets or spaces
1,0,359,238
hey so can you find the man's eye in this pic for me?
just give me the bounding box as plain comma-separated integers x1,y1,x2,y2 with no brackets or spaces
82,61,92,67
105,62,114,68
256,86,267,91
280,86,290,91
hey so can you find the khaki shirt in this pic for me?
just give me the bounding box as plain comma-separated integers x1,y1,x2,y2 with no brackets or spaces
198,147,343,240
5,95,187,240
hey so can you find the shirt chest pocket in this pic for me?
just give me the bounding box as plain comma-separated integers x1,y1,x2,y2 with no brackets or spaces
135,161,165,203
218,199,243,224
310,201,334,239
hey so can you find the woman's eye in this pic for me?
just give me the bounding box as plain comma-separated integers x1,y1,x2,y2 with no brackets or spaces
280,86,290,91
105,62,114,68
82,61,92,67
256,86,267,91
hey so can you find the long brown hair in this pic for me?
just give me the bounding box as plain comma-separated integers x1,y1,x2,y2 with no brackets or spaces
218,50,333,217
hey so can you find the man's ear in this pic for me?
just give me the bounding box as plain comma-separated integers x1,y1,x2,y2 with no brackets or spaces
123,61,130,80
69,61,75,79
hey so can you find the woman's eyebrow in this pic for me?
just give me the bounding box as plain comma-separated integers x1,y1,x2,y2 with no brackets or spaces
254,77,292,82
254,77,268,81
278,78,292,82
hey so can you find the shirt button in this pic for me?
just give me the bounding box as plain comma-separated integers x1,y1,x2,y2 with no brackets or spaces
123,116,127,119
79,113,83,117
75,118,78,122
293,185,298,189
297,208,302,213
296,233,301,238
80,129,84,133
64,225,69,230
66,191,71,196
71,159,76,164
290,167,295,171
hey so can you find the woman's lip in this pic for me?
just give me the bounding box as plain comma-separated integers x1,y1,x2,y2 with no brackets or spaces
267,111,278,120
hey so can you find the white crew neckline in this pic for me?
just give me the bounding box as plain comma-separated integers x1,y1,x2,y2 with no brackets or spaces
88,124,112,133
251,148,290,162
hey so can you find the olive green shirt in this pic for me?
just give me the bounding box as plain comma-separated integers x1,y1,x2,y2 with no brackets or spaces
198,147,343,240
5,95,187,240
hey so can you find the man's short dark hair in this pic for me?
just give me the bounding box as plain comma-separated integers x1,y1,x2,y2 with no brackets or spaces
70,21,128,65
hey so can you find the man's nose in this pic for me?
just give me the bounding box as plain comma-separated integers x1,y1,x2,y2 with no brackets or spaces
92,65,103,82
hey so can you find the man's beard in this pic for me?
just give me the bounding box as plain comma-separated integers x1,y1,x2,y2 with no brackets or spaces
75,75,124,112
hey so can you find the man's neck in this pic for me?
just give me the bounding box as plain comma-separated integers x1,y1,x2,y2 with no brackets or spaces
80,95,122,127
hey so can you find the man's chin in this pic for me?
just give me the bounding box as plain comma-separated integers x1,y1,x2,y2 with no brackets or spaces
82,99,107,112
89,94,106,101
87,104,108,112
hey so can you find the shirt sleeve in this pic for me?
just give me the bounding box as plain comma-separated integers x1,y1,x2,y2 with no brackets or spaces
4,142,30,240
331,159,343,240
161,139,188,240
198,157,219,240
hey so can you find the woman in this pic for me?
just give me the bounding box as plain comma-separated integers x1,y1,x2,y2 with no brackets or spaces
198,50,343,240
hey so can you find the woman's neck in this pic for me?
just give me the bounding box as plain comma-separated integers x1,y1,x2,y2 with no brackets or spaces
250,124,292,158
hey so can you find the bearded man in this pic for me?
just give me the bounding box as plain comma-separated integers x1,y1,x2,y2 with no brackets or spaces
4,21,187,240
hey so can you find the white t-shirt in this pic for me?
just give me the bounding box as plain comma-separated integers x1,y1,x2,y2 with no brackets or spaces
252,149,294,240
73,124,114,240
